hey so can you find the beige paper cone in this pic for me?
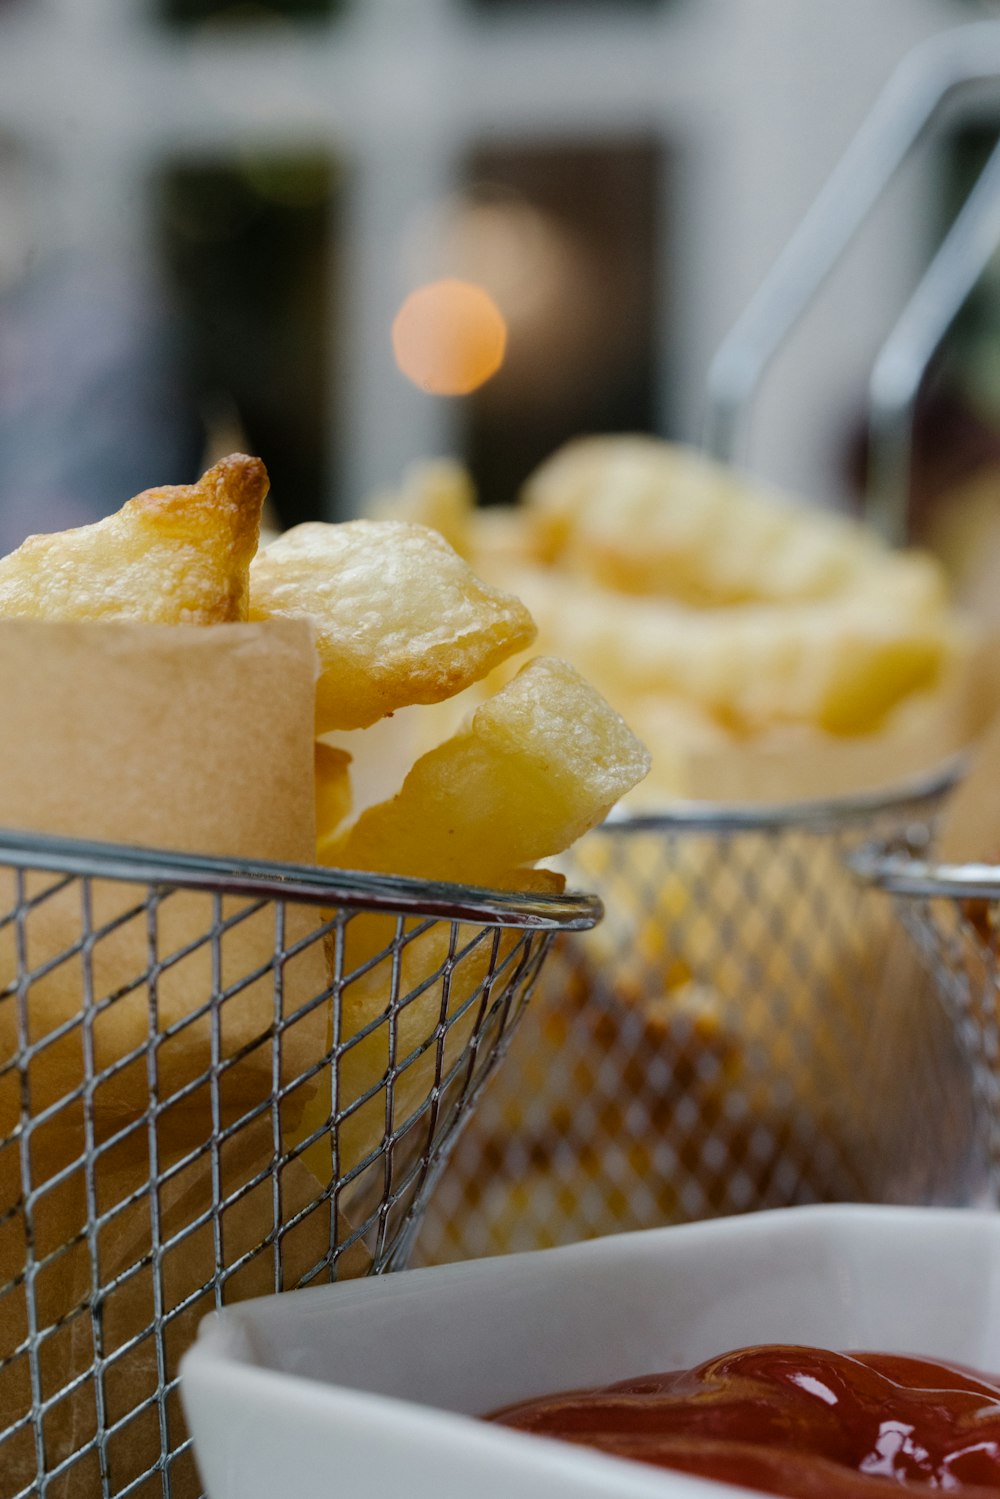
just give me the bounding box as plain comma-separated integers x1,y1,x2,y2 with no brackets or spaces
0,618,330,1149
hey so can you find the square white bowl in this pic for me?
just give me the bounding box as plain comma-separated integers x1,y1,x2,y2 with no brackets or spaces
180,1204,1000,1499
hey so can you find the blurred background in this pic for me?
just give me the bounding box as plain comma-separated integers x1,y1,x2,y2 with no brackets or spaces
0,0,999,545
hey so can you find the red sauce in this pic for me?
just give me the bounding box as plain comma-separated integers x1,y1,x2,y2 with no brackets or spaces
490,1346,1000,1498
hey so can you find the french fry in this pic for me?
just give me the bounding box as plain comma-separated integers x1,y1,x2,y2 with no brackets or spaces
0,454,266,625
381,443,970,806
315,741,353,855
375,457,541,573
371,456,476,559
249,518,537,732
325,656,651,886
311,656,641,1171
520,435,943,609
480,561,964,742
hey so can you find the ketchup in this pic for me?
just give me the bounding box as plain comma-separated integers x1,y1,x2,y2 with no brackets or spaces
490,1346,1000,1498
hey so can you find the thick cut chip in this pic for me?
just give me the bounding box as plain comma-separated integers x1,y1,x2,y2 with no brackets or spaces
488,563,962,740
315,741,353,855
0,454,266,624
373,457,542,572
249,518,537,733
522,436,946,610
371,457,476,559
325,656,651,886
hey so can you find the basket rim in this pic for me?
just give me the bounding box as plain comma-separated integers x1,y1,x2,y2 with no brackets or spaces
0,825,603,931
598,754,963,835
848,833,1000,902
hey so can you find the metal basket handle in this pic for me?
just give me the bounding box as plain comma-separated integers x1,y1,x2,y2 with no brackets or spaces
866,130,1000,543
703,20,1000,542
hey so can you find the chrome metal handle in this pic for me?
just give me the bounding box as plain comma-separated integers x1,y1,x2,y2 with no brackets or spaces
867,133,1000,543
704,19,1000,540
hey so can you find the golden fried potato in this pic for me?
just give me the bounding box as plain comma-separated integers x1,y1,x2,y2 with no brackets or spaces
315,741,353,854
372,456,541,574
371,457,476,559
485,562,963,740
0,454,266,624
325,656,651,886
522,436,945,610
249,519,537,734
361,441,973,805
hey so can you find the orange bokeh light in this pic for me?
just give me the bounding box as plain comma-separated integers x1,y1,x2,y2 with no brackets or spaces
392,278,508,396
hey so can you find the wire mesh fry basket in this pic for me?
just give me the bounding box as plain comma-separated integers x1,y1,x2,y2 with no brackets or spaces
850,833,1000,1205
0,827,599,1499
410,21,1000,1272
413,762,985,1267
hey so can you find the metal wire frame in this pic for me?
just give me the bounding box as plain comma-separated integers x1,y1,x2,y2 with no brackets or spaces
703,19,1000,542
0,827,601,931
850,829,1000,1203
850,835,1000,901
599,756,963,837
414,756,976,1268
0,827,599,1499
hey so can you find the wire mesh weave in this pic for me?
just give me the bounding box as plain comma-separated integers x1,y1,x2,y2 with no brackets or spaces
0,828,599,1499
414,764,983,1267
850,833,1000,1206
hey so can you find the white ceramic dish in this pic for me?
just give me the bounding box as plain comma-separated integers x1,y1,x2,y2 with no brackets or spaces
180,1204,1000,1499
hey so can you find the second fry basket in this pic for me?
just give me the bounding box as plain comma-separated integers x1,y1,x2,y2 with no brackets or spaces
414,761,984,1265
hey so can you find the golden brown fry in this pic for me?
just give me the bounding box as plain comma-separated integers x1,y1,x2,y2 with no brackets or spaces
315,740,353,854
370,457,476,559
0,454,266,625
249,518,537,733
325,656,651,886
522,435,946,610
483,561,963,740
